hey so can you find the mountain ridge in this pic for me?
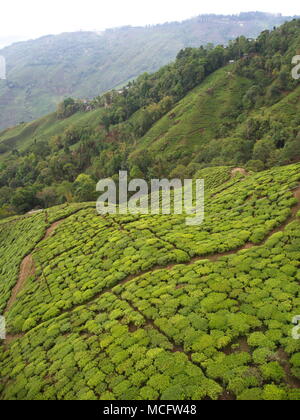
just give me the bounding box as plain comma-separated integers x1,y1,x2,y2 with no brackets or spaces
1,19,300,217
0,11,298,130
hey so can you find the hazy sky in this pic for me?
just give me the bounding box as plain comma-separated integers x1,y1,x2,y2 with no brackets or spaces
1,0,300,40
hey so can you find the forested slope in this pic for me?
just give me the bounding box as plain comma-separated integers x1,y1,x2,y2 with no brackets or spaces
0,12,295,130
1,20,300,218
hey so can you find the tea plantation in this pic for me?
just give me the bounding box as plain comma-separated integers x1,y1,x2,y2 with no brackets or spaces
0,163,300,400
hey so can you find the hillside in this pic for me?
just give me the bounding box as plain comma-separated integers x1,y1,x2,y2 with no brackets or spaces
0,15,300,402
0,12,297,130
1,19,300,217
0,163,300,400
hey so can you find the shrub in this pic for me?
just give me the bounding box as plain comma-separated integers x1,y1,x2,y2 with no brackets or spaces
252,348,272,365
291,353,300,368
140,386,159,400
238,388,263,400
260,362,285,383
263,385,287,401
161,385,185,400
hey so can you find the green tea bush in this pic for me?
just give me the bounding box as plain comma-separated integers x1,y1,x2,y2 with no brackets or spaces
0,213,46,312
1,163,300,400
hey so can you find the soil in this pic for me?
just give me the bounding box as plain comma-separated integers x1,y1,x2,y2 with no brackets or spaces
4,220,63,313
231,168,248,177
5,255,35,312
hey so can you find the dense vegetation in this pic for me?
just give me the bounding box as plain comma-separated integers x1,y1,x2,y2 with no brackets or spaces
0,213,46,313
0,163,299,400
0,18,300,400
1,20,300,217
0,202,94,313
0,12,295,130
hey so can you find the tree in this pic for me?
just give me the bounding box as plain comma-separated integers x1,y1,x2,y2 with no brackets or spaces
130,165,144,179
243,85,261,109
37,187,58,208
57,98,80,119
0,186,13,207
11,187,40,213
0,205,14,219
246,160,265,172
57,181,73,203
282,137,300,163
169,165,187,180
73,174,96,202
253,139,276,163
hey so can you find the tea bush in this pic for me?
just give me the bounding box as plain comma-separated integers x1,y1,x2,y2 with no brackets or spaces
0,213,46,312
0,163,300,400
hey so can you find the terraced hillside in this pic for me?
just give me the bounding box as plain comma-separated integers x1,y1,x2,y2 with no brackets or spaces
0,163,300,400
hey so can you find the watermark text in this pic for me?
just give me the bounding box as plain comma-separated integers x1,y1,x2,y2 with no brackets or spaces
0,56,6,80
292,315,300,340
0,316,6,340
96,171,204,226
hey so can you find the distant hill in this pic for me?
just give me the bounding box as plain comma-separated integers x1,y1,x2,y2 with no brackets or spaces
0,12,297,130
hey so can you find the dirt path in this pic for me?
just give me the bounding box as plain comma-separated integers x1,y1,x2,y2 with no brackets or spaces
293,187,300,214
5,334,24,346
5,255,35,313
231,167,248,177
4,220,63,314
276,349,300,389
42,221,62,241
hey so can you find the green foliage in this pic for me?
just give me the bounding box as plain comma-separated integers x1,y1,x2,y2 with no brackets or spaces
73,174,96,202
260,362,285,383
0,142,300,401
263,385,287,401
238,388,263,401
194,167,232,191
0,12,292,131
2,20,300,214
0,212,46,312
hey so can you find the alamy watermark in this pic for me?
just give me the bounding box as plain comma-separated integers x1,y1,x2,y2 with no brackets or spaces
292,56,300,80
0,316,6,340
292,316,300,340
0,56,6,80
96,171,204,226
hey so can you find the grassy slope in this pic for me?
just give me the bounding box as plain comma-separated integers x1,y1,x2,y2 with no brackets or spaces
0,108,104,160
1,50,300,177
0,64,252,160
1,62,300,169
131,71,300,167
133,65,251,158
